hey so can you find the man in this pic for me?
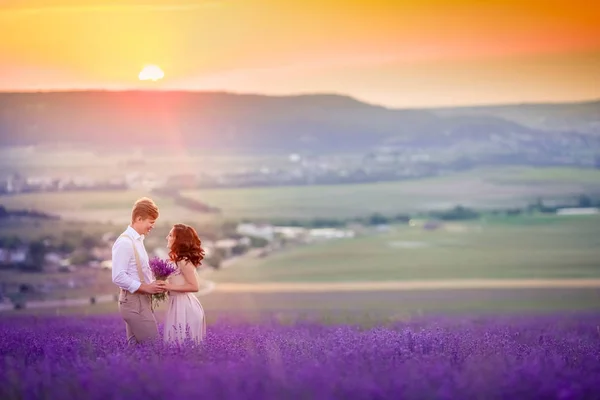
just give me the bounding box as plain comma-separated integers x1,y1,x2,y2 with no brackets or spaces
112,197,165,344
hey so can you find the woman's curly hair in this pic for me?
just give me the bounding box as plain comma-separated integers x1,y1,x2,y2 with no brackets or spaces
168,223,205,267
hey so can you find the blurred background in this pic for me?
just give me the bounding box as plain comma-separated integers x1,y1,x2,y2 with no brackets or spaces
1,0,600,317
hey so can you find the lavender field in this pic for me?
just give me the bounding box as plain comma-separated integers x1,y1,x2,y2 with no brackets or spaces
1,314,599,399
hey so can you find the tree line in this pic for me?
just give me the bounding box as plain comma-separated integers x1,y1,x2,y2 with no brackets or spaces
244,194,600,229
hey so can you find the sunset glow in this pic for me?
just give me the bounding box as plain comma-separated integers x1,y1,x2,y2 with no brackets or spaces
138,65,164,82
0,0,599,107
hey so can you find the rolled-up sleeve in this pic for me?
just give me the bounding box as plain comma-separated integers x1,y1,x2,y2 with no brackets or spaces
111,239,141,294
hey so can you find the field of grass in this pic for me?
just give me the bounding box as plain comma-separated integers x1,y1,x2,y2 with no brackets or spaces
0,268,116,301
486,166,600,184
212,215,600,283
182,167,600,219
0,215,223,259
4,218,600,316
2,166,600,317
2,166,600,222
0,217,121,240
3,214,599,318
8,288,600,319
0,190,226,226
0,147,290,180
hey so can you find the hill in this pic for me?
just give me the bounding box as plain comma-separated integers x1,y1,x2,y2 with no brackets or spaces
1,91,599,167
430,100,600,135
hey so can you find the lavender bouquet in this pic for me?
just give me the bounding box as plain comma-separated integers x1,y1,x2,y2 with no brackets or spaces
149,256,177,308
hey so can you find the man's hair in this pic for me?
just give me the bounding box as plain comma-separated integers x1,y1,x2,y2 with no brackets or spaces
131,197,159,222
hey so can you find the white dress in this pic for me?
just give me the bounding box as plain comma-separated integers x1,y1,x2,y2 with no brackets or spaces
163,262,206,345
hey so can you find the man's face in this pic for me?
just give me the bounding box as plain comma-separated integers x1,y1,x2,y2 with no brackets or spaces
139,217,157,235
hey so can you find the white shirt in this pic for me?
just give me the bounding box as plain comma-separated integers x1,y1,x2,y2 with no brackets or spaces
111,226,154,293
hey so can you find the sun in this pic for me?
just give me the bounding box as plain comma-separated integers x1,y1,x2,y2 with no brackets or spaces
138,65,164,82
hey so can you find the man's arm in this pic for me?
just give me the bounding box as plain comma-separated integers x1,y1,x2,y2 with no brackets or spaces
112,239,165,295
111,239,142,294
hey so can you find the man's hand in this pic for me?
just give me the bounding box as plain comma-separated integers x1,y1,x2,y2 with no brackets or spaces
137,281,166,294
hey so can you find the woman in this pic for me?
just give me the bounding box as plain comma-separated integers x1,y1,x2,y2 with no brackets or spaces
163,223,206,345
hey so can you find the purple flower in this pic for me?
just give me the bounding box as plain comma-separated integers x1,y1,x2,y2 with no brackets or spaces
1,313,599,399
149,257,177,281
148,257,177,307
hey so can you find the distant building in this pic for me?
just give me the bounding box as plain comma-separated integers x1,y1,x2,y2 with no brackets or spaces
236,223,275,242
6,174,27,193
44,252,68,267
0,247,28,264
556,207,599,216
273,226,308,240
308,228,355,241
214,239,241,258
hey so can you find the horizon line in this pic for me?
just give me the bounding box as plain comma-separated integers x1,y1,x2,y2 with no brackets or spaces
0,88,598,110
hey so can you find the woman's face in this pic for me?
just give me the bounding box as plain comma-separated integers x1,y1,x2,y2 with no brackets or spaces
166,228,175,249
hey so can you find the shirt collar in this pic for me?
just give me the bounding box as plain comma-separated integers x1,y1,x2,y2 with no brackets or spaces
126,225,144,241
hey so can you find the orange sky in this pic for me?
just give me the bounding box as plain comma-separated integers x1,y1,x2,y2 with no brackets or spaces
0,0,599,107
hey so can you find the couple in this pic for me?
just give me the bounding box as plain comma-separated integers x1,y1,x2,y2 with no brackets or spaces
111,197,206,345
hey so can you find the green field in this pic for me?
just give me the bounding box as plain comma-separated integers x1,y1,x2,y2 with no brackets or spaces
0,217,120,240
2,166,600,222
182,167,600,219
0,190,226,226
212,215,600,283
0,148,290,180
4,215,600,317
485,166,600,184
8,288,600,320
2,166,600,317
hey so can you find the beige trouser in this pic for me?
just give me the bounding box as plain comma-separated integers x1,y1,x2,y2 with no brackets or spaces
118,290,158,345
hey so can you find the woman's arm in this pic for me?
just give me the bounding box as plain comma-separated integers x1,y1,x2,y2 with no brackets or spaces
165,261,199,293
